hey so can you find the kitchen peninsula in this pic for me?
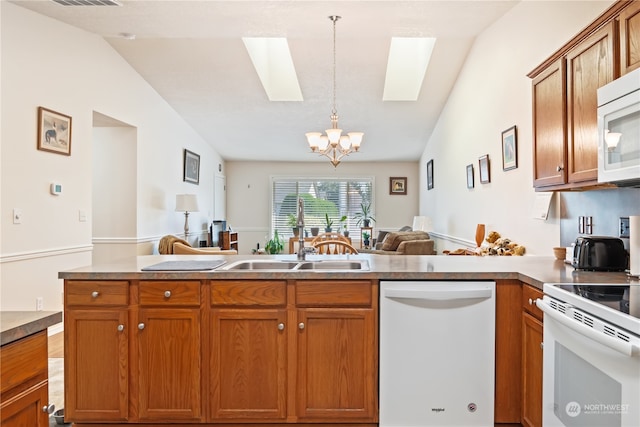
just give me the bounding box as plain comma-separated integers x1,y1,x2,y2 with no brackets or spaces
59,254,634,426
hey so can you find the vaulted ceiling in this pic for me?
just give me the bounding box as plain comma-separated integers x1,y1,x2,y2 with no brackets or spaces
11,0,519,163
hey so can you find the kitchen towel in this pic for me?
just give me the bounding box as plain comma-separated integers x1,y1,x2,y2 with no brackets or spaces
630,216,640,276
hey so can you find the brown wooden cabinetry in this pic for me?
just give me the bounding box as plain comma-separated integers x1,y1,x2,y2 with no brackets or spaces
0,331,52,427
521,284,544,427
620,0,640,75
220,231,238,251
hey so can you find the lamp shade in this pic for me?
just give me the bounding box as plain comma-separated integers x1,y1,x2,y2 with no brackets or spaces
176,194,199,212
412,216,433,232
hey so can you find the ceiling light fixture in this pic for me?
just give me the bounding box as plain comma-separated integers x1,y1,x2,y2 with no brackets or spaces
305,15,363,168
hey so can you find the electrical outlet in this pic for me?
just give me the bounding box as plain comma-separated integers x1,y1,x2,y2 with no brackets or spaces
36,297,43,311
619,217,630,238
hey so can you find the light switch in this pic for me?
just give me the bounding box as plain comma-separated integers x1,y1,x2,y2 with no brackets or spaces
13,208,22,224
79,210,87,222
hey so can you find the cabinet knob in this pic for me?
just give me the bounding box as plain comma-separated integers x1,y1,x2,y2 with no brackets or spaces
42,404,55,414
540,342,544,350
298,322,305,330
91,291,99,298
164,290,171,298
556,165,564,172
117,324,125,332
278,323,285,331
138,323,145,330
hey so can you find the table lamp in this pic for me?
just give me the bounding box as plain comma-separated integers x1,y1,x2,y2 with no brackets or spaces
175,194,199,237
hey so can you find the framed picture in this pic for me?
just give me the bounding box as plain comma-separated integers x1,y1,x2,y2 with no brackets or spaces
390,177,407,195
501,125,518,171
37,107,72,156
183,149,200,184
479,154,491,184
466,164,474,189
426,159,434,190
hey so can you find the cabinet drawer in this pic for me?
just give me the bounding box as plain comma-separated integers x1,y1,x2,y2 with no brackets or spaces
211,280,286,306
1,331,48,395
296,280,372,307
139,281,201,306
522,284,544,321
66,281,128,307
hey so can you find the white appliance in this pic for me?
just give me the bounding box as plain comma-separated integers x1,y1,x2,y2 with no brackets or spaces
597,67,640,185
537,283,640,427
379,281,495,426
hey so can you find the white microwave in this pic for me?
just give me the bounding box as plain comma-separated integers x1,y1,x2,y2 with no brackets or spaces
597,68,640,186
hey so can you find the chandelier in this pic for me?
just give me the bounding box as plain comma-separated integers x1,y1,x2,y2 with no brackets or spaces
305,15,363,168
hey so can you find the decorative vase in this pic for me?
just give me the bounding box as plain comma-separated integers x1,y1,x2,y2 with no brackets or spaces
292,227,299,237
343,230,350,238
325,227,332,233
363,219,371,227
310,227,319,236
475,224,485,248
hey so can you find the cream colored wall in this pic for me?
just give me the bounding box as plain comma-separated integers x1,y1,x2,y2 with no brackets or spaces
419,0,615,255
225,161,419,254
0,3,224,311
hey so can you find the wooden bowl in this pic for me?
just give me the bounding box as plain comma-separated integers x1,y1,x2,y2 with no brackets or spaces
553,247,566,260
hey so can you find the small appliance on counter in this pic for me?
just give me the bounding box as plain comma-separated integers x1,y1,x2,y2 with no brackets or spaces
572,236,628,271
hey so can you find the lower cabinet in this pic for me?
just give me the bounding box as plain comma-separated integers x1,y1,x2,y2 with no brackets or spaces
521,284,544,427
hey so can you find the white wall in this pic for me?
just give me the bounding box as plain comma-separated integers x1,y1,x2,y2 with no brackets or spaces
419,0,615,255
226,161,419,254
0,3,224,311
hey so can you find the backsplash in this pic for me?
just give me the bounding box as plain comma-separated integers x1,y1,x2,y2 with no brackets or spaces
559,187,640,250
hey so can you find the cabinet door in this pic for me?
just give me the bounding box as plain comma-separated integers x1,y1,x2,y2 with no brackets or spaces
620,0,640,75
296,308,377,421
532,59,567,187
0,382,50,427
211,309,287,420
522,312,543,427
65,309,128,421
137,308,201,421
566,22,616,184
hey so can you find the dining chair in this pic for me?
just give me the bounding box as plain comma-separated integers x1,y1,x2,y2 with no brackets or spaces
312,239,359,255
310,232,351,245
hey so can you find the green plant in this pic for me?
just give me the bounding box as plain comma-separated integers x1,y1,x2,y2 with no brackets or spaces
354,202,376,226
265,230,284,254
362,231,370,241
324,213,334,229
338,215,348,230
287,213,298,228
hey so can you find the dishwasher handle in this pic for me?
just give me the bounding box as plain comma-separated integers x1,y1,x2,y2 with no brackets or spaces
384,287,492,301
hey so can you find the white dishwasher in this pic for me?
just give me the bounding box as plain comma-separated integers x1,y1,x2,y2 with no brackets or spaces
379,281,496,427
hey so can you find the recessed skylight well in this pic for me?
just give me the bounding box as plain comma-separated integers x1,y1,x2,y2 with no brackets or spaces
383,37,436,101
243,37,303,102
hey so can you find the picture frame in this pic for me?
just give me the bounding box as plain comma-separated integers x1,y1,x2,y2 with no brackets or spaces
183,149,200,184
37,107,72,156
466,164,474,189
389,177,407,195
501,125,518,171
479,154,491,184
426,159,434,190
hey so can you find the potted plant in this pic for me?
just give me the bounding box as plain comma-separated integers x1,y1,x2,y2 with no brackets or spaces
324,213,334,232
362,231,371,247
287,214,299,236
355,202,376,227
265,230,284,254
338,215,348,236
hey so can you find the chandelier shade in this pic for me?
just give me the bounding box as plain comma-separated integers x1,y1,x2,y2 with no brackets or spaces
305,15,363,168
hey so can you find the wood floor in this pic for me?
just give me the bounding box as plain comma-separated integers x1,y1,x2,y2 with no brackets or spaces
48,332,63,358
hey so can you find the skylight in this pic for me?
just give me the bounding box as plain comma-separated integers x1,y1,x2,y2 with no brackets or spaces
242,37,303,102
383,37,436,101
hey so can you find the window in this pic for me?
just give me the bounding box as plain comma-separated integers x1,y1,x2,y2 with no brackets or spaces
271,177,374,239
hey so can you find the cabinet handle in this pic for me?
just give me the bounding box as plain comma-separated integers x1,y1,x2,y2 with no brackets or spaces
298,322,305,330
556,165,564,172
42,404,55,414
540,342,544,350
117,324,125,332
138,323,145,330
91,291,99,298
278,323,285,331
164,290,171,298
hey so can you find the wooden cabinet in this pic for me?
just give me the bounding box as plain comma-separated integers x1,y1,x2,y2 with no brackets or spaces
136,281,202,421
65,281,129,422
220,231,238,251
620,0,640,75
0,331,52,427
210,279,378,424
521,284,544,427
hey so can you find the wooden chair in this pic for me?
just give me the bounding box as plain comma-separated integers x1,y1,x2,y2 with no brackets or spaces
310,232,350,246
312,239,359,255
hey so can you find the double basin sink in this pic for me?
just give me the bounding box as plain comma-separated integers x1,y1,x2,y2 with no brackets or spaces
221,259,369,271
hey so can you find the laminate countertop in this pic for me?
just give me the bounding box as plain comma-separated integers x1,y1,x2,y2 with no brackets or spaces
57,254,636,290
0,311,62,346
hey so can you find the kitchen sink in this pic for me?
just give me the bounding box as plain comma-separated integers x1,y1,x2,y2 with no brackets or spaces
221,259,369,271
222,260,300,270
297,260,369,270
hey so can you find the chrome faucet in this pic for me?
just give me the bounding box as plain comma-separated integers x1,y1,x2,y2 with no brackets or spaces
297,197,312,260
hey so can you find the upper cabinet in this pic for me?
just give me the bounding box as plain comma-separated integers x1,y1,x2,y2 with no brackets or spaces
529,1,639,191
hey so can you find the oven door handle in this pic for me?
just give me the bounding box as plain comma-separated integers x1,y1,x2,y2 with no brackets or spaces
536,299,639,357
